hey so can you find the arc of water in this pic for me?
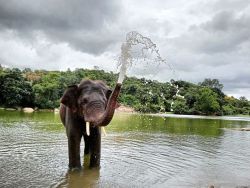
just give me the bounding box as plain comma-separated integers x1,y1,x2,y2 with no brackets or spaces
117,31,167,84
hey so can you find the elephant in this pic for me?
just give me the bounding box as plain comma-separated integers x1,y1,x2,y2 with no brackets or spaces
60,79,121,169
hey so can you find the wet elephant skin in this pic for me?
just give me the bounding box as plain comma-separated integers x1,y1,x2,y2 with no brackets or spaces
59,79,120,169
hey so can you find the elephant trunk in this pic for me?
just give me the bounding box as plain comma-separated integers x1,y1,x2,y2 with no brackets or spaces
93,83,122,127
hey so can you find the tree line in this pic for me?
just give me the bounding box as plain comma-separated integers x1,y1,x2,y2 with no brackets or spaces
0,66,249,116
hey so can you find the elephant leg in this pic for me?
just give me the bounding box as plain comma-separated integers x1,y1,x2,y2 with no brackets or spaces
84,134,90,155
83,135,90,168
89,127,101,168
67,129,82,169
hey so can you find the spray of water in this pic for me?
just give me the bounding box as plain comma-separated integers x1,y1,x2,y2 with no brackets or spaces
117,31,167,84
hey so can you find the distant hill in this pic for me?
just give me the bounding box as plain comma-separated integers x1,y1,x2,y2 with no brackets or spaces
0,67,249,116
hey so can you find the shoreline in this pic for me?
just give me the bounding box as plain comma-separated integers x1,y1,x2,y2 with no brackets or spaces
147,113,250,122
1,107,249,121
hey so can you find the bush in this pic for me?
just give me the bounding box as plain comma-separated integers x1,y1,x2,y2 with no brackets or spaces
222,105,235,115
194,87,220,115
172,100,189,114
163,100,172,112
0,69,34,107
134,104,151,113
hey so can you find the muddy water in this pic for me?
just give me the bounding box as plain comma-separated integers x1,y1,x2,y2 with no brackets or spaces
0,110,250,187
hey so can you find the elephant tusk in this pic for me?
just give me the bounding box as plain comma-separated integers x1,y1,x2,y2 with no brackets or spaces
101,127,107,136
86,122,90,136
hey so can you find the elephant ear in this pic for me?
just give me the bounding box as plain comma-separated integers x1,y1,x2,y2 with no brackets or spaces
61,85,78,112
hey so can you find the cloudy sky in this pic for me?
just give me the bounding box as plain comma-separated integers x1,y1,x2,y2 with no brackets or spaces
0,0,249,99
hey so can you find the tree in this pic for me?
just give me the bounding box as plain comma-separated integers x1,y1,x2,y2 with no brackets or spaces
199,78,223,91
194,87,220,115
163,100,171,112
184,87,198,109
0,67,249,115
172,98,189,114
222,105,235,115
32,72,61,108
0,69,34,107
238,96,249,108
119,94,139,106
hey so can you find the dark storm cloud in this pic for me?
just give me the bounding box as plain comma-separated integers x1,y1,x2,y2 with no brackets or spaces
160,1,250,99
212,0,250,12
0,0,120,54
221,72,250,98
172,8,250,55
0,0,249,99
199,11,250,53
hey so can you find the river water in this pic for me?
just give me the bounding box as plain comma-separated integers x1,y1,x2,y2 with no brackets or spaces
0,110,250,188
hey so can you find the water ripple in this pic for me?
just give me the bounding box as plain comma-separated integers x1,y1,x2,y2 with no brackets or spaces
1,115,250,187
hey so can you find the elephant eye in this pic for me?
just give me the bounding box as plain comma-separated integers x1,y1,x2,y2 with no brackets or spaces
80,98,88,105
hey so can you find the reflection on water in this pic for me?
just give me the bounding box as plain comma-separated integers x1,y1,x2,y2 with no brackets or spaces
53,169,100,188
0,110,250,187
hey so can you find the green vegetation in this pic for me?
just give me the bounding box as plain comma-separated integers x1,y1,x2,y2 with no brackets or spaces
0,66,249,116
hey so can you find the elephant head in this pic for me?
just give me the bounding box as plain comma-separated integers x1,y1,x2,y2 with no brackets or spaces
61,79,121,127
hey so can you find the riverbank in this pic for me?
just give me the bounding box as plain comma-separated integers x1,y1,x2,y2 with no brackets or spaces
1,107,57,113
148,113,250,122
1,105,134,113
1,106,249,121
116,105,135,113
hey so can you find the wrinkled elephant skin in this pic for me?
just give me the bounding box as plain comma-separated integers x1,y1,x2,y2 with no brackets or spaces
60,79,121,169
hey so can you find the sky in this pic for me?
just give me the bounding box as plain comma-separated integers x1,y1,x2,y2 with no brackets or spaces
0,0,250,99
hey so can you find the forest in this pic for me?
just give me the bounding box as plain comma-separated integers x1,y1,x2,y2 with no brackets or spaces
0,66,249,116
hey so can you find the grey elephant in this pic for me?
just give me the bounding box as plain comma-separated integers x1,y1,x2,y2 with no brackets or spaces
60,79,121,169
